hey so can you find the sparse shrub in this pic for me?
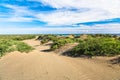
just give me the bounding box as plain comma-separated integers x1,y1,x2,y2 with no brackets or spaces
51,38,75,50
71,38,120,57
73,38,83,43
0,35,36,41
16,42,34,53
0,36,34,57
41,39,49,44
12,35,36,41
0,40,15,56
39,35,58,44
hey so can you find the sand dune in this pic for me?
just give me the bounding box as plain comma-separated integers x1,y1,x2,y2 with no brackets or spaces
0,39,120,80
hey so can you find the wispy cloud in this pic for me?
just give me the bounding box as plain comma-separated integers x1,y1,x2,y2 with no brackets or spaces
0,0,120,34
37,0,120,14
0,4,35,22
32,0,120,26
35,9,117,26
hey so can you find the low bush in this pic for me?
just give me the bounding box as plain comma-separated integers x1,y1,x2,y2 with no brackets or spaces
39,35,58,44
0,40,15,56
11,35,36,41
51,38,75,50
41,39,49,44
16,42,34,53
71,38,120,57
0,35,36,41
0,39,34,57
73,38,83,43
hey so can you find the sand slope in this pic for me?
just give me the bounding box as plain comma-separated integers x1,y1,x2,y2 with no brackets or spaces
0,39,120,80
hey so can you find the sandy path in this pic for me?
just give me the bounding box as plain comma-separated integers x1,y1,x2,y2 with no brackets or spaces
0,39,120,80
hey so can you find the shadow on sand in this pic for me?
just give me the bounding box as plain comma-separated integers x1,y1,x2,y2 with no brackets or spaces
58,50,92,59
110,57,120,64
41,49,52,52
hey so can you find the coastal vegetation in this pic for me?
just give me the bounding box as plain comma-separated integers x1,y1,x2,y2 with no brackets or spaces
0,35,36,41
1,34,120,57
0,35,35,57
71,37,120,57
51,38,75,50
39,34,120,57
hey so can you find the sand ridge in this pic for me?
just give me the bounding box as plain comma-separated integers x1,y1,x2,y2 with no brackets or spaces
0,39,120,80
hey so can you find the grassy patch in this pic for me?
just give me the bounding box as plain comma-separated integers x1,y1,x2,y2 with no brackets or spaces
51,38,75,50
0,35,35,57
16,42,34,53
71,38,120,57
37,34,120,57
0,35,36,41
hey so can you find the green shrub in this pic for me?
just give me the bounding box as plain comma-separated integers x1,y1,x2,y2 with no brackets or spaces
16,42,34,53
0,45,9,57
51,38,75,50
41,39,49,44
0,35,36,41
0,40,14,56
71,38,120,57
73,38,83,43
0,39,34,57
39,35,58,44
12,35,36,41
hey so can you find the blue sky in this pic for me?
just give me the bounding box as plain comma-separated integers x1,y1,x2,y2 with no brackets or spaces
0,0,120,34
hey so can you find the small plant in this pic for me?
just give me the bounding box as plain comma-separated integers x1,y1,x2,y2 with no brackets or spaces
16,42,34,53
41,39,49,44
51,38,75,50
39,35,58,44
0,40,15,56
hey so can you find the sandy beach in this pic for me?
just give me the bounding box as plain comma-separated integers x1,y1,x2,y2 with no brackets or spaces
0,39,120,80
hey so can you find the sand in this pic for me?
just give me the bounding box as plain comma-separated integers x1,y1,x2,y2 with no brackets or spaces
0,39,120,80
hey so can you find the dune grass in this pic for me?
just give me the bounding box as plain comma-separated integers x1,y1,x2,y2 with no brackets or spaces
0,35,35,57
38,34,120,57
71,37,120,57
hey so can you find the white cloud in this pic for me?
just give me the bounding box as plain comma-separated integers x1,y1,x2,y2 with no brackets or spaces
2,4,33,16
0,0,120,26
0,17,34,22
38,0,120,14
32,0,120,26
36,9,118,26
0,4,35,22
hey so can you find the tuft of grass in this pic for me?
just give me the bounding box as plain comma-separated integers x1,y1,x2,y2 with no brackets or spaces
16,42,34,53
51,38,75,50
0,40,15,57
0,39,34,57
